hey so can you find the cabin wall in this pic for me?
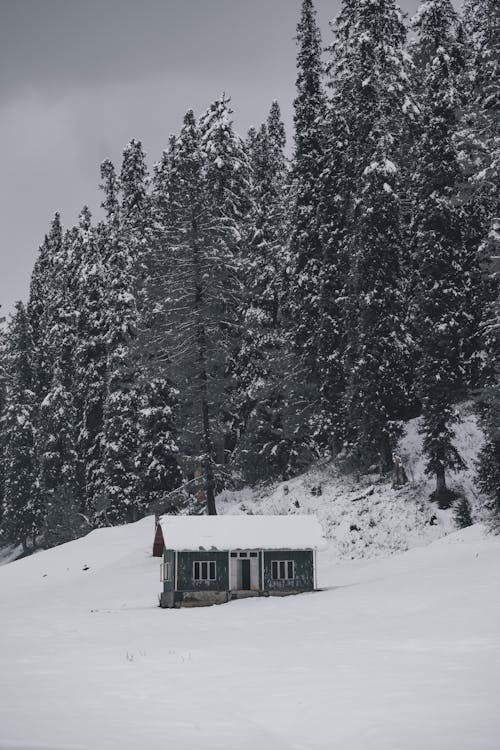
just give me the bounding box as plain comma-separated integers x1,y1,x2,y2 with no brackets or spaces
263,550,314,592
176,551,229,592
162,549,175,594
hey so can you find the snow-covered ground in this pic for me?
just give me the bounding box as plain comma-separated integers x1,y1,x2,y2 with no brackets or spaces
0,516,499,750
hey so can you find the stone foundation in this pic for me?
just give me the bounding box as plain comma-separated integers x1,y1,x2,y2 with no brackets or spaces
160,588,313,608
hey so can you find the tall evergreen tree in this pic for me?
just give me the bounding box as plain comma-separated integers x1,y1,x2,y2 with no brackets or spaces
287,0,327,409
199,95,254,465
330,0,414,472
137,377,182,509
38,361,81,547
2,303,40,551
461,0,500,388
477,262,500,524
237,103,295,481
409,0,469,506
27,214,64,403
98,158,142,524
72,211,109,516
163,109,246,513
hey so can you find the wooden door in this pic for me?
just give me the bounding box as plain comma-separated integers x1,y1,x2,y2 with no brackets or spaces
241,559,251,590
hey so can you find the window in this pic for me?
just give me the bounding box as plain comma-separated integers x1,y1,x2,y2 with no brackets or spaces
160,562,171,582
271,560,295,581
193,561,216,581
249,552,258,558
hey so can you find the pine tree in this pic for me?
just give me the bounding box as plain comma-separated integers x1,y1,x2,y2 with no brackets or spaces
237,103,299,481
2,303,40,551
316,76,351,452
38,362,81,547
137,377,182,509
200,94,253,252
477,294,500,524
287,0,327,416
329,0,414,472
199,95,253,466
161,109,247,514
454,495,474,528
27,214,64,403
461,0,500,388
97,158,142,525
72,210,109,516
410,0,468,506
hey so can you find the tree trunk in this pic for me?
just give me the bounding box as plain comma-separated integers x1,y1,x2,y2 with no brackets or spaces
200,388,217,516
434,467,454,509
192,216,217,516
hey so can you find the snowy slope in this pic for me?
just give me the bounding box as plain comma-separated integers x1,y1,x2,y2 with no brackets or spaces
217,404,487,560
0,517,499,750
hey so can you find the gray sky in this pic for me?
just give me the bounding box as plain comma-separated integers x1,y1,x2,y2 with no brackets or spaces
0,0,426,315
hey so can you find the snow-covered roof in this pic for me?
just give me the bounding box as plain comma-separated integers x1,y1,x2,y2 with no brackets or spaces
158,514,326,551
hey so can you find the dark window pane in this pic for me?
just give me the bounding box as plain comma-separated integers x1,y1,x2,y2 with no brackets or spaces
250,552,257,558
209,562,216,580
272,561,278,580
287,561,294,579
194,562,200,580
239,552,247,558
201,562,208,580
230,552,237,558
279,561,286,579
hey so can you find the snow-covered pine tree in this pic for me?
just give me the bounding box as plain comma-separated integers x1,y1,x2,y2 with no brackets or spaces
27,214,64,403
200,94,253,254
134,139,186,513
1,302,41,551
162,109,245,514
330,0,414,473
38,361,82,547
136,376,182,510
119,138,151,309
409,0,469,507
454,495,474,528
287,0,328,430
199,94,253,466
460,0,500,389
315,56,352,453
62,208,107,519
97,158,142,525
477,274,500,524
236,103,295,482
461,0,500,226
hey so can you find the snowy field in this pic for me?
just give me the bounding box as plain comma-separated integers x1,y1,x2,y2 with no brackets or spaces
0,516,499,750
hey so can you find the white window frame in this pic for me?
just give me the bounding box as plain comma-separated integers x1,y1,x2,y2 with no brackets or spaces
160,562,172,582
271,560,295,581
193,560,217,582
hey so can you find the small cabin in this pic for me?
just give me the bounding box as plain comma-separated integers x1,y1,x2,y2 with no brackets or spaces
157,514,326,608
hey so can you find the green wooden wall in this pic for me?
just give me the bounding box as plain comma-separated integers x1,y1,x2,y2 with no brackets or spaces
176,551,229,592
163,549,314,593
263,550,314,591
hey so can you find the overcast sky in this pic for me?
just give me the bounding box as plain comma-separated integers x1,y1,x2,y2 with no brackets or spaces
1,0,430,315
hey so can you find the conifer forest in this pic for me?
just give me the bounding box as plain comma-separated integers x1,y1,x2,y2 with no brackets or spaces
0,0,499,553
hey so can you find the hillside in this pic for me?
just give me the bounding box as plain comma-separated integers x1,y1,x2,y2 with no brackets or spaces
0,515,499,750
218,404,487,560
1,405,497,749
